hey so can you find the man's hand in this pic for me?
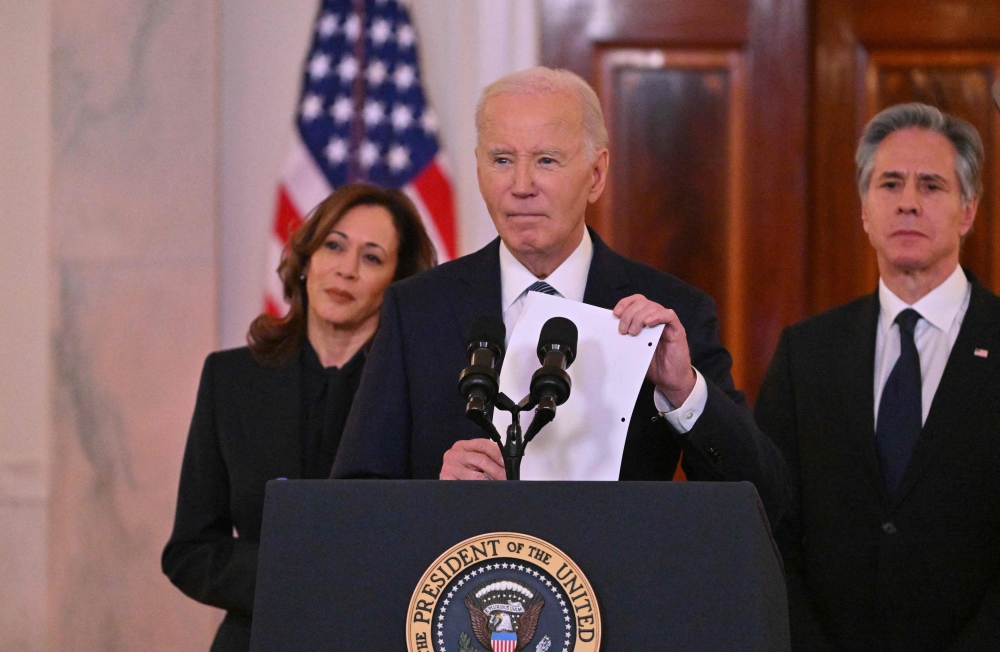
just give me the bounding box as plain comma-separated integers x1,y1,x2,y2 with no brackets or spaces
613,294,697,407
440,438,506,480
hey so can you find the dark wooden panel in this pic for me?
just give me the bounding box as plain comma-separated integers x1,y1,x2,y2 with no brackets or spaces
811,1,873,312
541,0,749,80
605,65,732,289
542,0,808,400
857,2,1000,47
586,0,749,45
596,50,747,376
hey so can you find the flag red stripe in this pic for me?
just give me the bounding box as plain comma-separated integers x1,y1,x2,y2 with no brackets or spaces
264,295,283,318
411,161,457,258
274,185,304,242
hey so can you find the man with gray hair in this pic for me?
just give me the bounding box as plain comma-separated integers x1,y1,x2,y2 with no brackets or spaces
333,66,788,523
756,102,1000,651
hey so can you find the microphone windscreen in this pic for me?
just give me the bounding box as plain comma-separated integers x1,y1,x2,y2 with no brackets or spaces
538,316,578,354
467,315,506,350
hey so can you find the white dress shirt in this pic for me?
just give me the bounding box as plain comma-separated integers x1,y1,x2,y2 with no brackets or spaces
874,265,971,426
498,229,709,433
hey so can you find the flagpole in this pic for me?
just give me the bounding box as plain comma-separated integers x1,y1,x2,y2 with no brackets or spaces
348,0,368,183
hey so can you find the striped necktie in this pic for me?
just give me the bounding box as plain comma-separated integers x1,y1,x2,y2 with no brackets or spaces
526,280,559,296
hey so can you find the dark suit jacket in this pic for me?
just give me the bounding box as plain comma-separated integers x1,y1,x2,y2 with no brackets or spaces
162,346,347,652
755,278,1000,652
332,230,789,524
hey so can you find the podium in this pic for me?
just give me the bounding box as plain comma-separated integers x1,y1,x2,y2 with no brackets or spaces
250,480,789,651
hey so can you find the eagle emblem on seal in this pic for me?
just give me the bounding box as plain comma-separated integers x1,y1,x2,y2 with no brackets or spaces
463,580,544,652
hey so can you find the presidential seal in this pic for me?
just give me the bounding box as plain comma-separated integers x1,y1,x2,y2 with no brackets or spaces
407,533,600,652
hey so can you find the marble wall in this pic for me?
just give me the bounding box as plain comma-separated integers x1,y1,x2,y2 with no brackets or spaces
46,0,220,649
0,2,52,650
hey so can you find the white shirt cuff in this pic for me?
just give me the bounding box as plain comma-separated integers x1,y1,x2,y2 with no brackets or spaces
653,368,708,434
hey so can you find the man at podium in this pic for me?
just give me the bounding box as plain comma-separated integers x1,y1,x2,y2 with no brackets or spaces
332,67,788,525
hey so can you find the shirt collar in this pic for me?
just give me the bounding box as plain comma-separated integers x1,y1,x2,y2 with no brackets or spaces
499,228,594,312
878,265,969,333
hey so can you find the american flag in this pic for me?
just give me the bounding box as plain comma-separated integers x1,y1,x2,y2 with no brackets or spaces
264,0,457,316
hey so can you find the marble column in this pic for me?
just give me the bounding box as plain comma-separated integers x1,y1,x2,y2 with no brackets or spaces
48,0,220,649
0,2,52,650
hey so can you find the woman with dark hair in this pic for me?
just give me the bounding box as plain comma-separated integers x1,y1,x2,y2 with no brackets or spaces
162,183,435,652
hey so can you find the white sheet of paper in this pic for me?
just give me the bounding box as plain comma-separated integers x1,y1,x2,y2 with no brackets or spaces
492,292,664,480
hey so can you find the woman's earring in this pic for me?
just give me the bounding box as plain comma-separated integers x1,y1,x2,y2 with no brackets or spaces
300,274,306,283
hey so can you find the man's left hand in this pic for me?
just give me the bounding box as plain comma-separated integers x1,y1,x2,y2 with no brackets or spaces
613,294,696,406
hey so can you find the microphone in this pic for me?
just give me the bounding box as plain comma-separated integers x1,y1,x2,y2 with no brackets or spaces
530,317,577,408
458,315,506,414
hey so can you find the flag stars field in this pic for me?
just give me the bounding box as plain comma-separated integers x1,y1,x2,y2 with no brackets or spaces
366,60,388,86
336,55,358,82
391,103,413,131
358,140,380,169
343,14,361,41
388,145,411,172
324,138,348,165
301,94,323,121
370,18,392,45
393,64,416,90
363,99,385,126
330,96,353,123
396,23,415,47
308,53,332,81
317,12,338,38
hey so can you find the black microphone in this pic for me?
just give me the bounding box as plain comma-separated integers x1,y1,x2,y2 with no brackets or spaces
458,315,506,414
530,317,577,408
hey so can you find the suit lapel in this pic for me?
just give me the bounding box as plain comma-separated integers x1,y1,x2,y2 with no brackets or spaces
837,293,889,509
455,238,504,346
582,229,632,310
241,351,303,480
893,281,1000,505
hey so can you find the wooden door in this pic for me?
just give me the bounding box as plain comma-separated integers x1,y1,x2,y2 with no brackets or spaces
541,0,809,399
812,1,1000,312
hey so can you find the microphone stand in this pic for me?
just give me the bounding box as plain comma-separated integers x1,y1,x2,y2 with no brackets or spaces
465,393,558,480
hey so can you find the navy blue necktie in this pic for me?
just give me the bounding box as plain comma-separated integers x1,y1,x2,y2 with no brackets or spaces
526,281,559,296
875,308,923,495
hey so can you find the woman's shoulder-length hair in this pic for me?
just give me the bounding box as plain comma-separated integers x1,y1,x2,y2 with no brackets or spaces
247,183,436,366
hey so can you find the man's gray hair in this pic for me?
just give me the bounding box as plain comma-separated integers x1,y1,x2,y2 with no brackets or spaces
475,66,609,161
856,102,984,204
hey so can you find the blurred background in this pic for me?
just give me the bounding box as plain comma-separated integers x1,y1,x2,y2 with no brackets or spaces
1,0,998,650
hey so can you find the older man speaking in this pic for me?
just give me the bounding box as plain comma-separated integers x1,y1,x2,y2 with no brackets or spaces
332,67,787,523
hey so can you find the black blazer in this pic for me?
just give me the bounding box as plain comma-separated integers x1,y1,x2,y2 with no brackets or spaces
162,347,335,652
755,278,1000,652
332,230,789,524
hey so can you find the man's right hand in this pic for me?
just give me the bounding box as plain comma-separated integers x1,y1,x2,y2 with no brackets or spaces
440,439,505,480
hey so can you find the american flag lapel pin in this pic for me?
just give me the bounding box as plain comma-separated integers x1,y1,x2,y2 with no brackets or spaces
974,348,989,358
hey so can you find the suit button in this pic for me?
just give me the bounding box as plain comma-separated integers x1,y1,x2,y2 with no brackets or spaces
706,446,722,462
651,415,661,424
881,522,897,535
